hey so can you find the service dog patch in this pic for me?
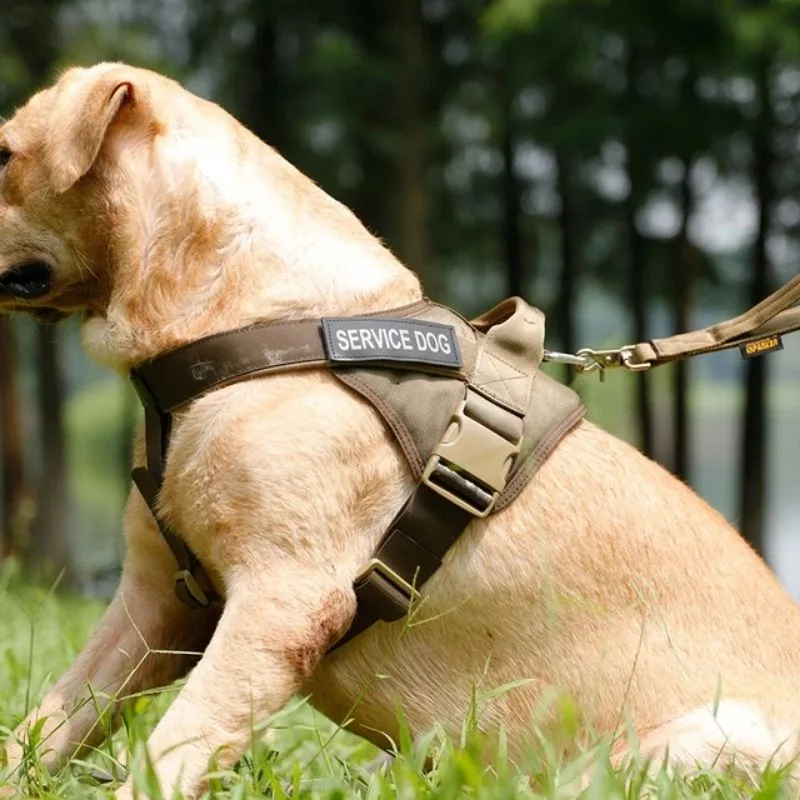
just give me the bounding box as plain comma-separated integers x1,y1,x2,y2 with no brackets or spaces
322,317,463,368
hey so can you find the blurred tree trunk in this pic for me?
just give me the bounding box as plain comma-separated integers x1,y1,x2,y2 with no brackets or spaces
0,319,26,558
30,326,71,579
738,58,773,556
396,0,429,276
499,66,523,298
349,6,393,245
3,0,66,571
626,191,653,457
555,150,576,384
625,46,654,458
234,6,289,155
672,161,694,482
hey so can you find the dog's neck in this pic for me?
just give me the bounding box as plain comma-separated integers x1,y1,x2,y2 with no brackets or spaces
82,118,421,371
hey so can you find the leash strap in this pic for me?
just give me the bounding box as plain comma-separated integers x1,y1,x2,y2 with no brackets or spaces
546,275,800,378
629,275,800,367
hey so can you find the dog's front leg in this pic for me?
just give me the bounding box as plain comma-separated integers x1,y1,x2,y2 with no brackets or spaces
116,564,353,800
3,500,219,783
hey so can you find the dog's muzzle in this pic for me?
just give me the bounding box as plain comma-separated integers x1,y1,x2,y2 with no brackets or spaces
0,261,54,299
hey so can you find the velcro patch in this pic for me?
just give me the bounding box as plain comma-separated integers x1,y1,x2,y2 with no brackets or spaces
322,317,463,368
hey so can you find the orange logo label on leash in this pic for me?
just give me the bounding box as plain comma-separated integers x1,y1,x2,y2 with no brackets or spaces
740,335,783,359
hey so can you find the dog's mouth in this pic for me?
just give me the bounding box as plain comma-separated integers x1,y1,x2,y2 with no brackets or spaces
0,261,54,299
0,261,71,323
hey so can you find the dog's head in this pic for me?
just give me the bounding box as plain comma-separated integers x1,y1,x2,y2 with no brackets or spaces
0,62,270,362
0,64,154,323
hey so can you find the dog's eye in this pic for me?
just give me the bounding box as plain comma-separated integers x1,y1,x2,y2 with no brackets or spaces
0,149,11,170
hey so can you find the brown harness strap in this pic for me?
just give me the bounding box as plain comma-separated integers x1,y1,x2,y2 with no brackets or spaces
131,465,218,608
331,483,474,650
131,299,435,413
128,373,219,608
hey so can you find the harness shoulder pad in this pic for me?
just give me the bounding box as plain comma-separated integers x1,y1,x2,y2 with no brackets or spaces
332,298,585,503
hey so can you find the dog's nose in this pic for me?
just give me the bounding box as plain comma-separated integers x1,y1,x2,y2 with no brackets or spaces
0,261,53,299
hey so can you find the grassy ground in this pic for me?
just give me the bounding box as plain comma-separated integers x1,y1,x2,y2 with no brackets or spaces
0,568,795,798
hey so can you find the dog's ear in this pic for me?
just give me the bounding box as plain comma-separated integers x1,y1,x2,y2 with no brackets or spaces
43,68,137,194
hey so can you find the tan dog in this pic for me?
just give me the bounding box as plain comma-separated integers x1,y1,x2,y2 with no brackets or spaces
2,63,800,798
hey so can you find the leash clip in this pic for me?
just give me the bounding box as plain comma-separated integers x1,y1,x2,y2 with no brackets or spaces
545,347,651,381
576,347,652,381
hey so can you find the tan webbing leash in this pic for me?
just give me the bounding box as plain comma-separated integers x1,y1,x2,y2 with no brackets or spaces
545,275,800,378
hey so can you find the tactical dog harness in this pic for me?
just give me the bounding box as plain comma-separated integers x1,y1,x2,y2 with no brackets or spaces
129,296,586,648
128,271,800,648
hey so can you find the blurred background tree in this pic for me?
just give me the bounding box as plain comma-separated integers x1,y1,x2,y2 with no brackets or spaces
0,0,798,593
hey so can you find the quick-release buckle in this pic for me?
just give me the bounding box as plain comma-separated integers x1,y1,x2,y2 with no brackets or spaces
422,399,521,518
355,558,420,611
174,569,211,609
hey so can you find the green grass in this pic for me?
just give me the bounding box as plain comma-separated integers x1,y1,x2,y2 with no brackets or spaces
0,567,795,798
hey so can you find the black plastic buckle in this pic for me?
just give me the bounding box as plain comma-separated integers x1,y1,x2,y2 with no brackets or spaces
354,558,420,617
423,461,496,517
